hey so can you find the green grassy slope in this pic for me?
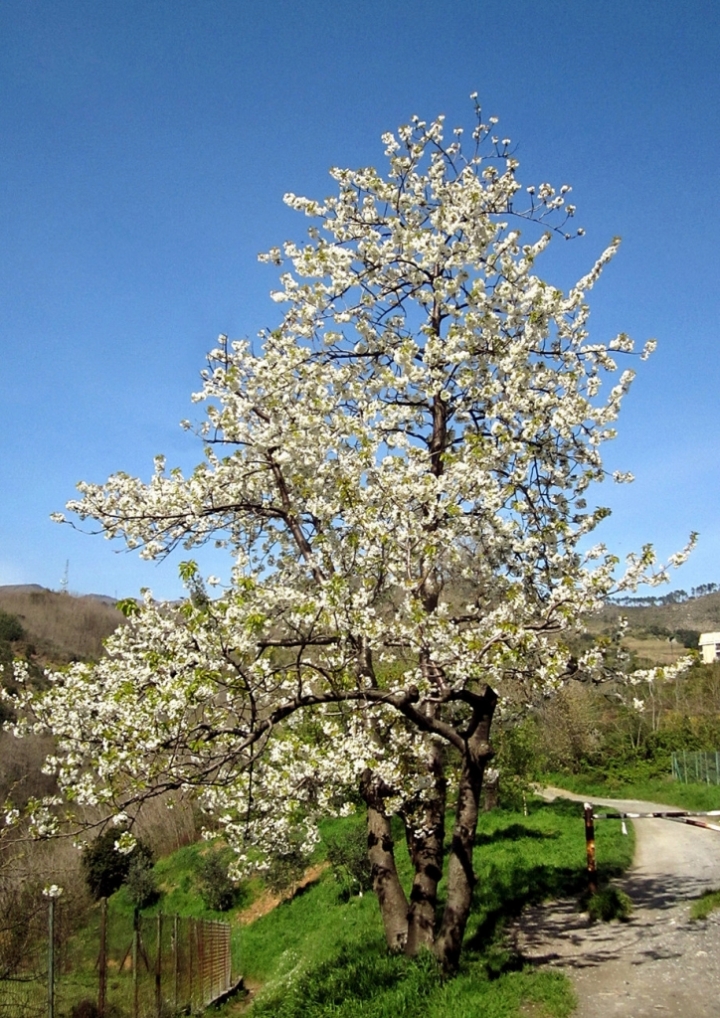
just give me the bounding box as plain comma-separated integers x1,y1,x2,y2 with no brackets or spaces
19,797,633,1017
218,798,633,1018
544,772,720,812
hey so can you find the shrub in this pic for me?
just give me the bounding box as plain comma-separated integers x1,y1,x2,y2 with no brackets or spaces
0,611,23,643
674,628,701,649
71,1001,100,1018
264,850,307,895
198,852,237,911
81,827,153,901
0,880,46,975
325,821,373,898
125,852,159,910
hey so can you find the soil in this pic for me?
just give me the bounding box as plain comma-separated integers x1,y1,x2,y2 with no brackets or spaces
512,789,720,1017
236,861,329,925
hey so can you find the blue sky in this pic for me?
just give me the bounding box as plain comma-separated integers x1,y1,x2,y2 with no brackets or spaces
1,0,718,600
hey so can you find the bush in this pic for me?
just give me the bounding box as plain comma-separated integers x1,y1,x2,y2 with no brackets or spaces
264,850,307,894
198,852,237,911
70,1002,124,1018
0,880,46,975
125,853,159,910
325,820,373,898
71,1001,100,1018
674,628,701,649
0,611,23,643
81,827,153,901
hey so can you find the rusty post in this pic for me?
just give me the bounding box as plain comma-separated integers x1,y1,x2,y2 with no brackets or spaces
584,802,597,896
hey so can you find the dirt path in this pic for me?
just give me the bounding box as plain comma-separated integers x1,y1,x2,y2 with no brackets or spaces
512,789,720,1017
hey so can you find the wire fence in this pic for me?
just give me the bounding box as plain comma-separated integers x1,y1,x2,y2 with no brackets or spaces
671,750,720,785
0,898,235,1018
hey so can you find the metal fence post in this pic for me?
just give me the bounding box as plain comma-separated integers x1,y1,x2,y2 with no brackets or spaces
98,897,107,1018
132,909,139,1018
584,802,597,896
155,912,163,1017
173,914,179,1011
48,897,55,1018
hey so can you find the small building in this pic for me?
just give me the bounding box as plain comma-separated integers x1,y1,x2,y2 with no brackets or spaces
699,632,720,664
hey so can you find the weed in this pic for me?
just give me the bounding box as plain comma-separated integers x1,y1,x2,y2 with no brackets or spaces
690,888,720,920
584,886,633,922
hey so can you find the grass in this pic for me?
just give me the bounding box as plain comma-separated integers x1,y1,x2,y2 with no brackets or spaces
620,635,687,666
210,796,633,1018
690,888,720,920
585,886,633,923
13,796,630,1017
544,770,720,813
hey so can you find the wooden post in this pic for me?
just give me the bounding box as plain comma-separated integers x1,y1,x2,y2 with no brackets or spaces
132,909,139,1018
155,913,163,1018
584,803,597,896
173,914,179,1012
198,918,205,1007
48,897,55,1018
98,897,107,1017
188,919,194,1011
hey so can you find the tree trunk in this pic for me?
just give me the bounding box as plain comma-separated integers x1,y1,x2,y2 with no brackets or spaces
482,767,499,811
434,686,497,972
404,740,446,956
361,770,409,952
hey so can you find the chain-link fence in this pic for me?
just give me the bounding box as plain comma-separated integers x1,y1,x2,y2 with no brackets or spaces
0,898,235,1018
671,750,720,785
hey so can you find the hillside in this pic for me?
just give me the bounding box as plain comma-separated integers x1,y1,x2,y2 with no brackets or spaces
592,591,720,635
2,581,716,669
0,585,124,663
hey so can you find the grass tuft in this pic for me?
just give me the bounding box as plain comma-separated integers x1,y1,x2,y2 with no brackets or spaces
690,888,720,920
585,886,633,923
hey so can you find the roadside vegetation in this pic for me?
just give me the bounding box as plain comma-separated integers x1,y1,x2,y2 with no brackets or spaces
690,889,720,921
510,653,720,809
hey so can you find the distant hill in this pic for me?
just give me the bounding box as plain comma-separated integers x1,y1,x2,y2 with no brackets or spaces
0,585,124,664
591,592,720,635
1,581,716,670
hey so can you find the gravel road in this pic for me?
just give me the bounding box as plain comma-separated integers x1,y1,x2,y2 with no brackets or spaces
511,789,720,1017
